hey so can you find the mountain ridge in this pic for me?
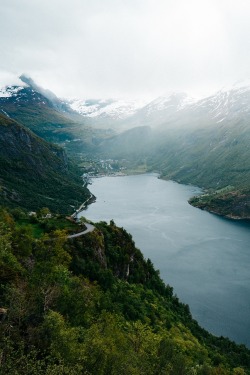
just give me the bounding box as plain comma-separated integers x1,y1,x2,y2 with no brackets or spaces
0,76,101,153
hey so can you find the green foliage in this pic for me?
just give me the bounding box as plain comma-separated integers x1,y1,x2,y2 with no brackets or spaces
0,208,249,374
12,225,33,257
0,113,91,213
189,188,250,219
0,216,24,283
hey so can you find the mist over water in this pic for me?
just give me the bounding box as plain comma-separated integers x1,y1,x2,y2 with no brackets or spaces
80,174,250,347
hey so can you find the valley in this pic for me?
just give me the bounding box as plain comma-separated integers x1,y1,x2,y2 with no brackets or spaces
1,76,250,374
1,75,250,230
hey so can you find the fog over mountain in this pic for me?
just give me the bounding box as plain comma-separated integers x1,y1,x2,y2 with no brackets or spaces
2,0,250,100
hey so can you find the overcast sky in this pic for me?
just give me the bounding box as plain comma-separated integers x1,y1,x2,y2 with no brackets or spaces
1,0,250,99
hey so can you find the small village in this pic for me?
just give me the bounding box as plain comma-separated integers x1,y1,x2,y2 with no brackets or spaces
80,158,129,185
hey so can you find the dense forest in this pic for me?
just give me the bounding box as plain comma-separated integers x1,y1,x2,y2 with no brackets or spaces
0,207,249,374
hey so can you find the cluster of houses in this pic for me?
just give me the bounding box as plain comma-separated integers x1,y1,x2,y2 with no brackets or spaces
28,211,52,219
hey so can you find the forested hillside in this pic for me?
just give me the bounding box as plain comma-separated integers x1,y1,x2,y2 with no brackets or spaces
0,208,249,374
0,113,90,213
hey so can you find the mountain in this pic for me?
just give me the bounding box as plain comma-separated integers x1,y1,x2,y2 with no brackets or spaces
188,81,250,125
67,97,147,130
122,92,195,129
115,82,250,131
0,75,98,152
149,82,250,132
68,97,146,120
149,83,250,187
70,92,193,131
0,113,90,212
78,81,250,132
98,83,250,219
19,74,77,114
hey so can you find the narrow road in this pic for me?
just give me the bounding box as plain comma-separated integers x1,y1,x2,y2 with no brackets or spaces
71,194,95,219
67,223,95,239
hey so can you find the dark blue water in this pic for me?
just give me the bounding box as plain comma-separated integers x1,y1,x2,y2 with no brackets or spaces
79,174,250,347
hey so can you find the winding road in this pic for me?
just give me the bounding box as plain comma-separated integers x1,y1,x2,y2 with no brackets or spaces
71,194,95,219
67,223,95,239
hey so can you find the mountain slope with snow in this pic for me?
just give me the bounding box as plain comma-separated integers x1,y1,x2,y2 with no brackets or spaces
104,82,250,131
188,83,250,125
98,81,250,219
0,75,100,151
68,97,146,120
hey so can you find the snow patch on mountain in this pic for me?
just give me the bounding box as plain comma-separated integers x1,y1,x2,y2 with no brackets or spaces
186,81,250,125
0,85,26,98
68,98,147,120
142,92,196,117
2,75,250,130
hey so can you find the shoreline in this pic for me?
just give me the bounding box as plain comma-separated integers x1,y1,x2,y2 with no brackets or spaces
83,170,250,223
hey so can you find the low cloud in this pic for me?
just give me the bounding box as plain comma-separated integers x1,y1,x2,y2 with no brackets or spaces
1,0,250,99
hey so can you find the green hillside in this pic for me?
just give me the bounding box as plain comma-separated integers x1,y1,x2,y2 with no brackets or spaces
98,119,250,218
0,113,90,213
0,208,249,374
146,122,250,218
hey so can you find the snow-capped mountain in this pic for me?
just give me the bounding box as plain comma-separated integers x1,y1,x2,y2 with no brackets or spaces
64,82,250,130
188,81,250,125
2,74,250,133
0,82,52,119
142,92,194,116
0,75,81,116
0,79,53,111
0,80,146,128
68,97,147,120
117,92,196,129
133,81,250,130
0,75,91,149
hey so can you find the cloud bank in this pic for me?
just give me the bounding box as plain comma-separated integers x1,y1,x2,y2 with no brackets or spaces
1,0,250,99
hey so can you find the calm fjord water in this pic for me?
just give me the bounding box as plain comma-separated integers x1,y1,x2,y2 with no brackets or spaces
80,174,250,347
